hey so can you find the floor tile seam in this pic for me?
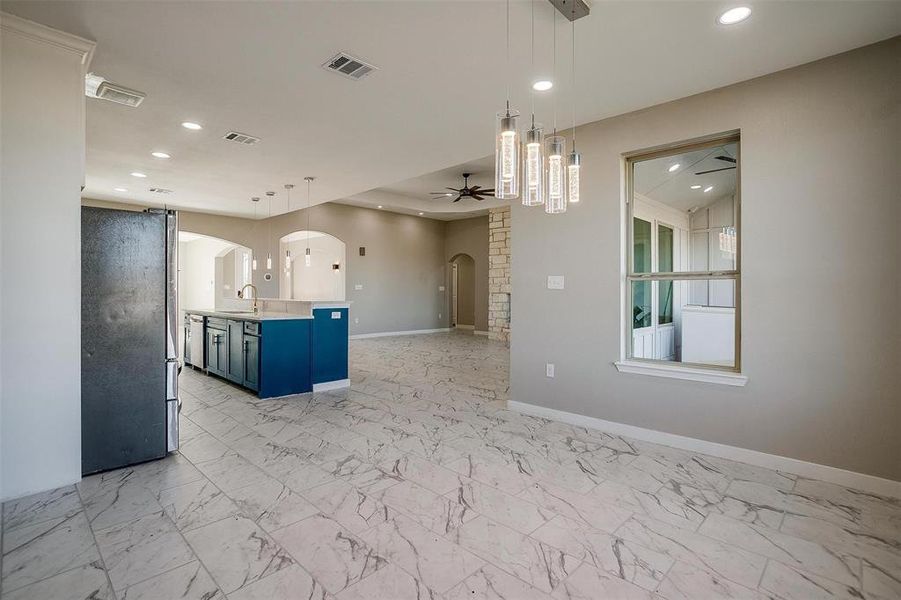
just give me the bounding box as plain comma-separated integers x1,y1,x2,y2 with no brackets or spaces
75,485,120,600
0,504,85,538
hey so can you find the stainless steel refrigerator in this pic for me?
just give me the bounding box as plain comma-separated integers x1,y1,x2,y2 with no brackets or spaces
81,207,179,475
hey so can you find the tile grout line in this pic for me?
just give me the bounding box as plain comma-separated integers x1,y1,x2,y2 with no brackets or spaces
75,485,120,600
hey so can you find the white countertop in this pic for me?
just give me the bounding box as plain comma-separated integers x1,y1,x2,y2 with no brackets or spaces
184,309,313,321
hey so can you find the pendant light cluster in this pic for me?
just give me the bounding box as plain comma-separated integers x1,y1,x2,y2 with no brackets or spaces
494,0,582,214
249,178,317,278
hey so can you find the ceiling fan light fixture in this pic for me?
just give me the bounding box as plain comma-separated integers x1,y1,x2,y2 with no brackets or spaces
532,79,553,91
704,185,714,193
691,185,702,189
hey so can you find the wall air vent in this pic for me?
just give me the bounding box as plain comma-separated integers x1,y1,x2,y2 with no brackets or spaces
322,52,378,81
149,187,173,194
223,131,260,145
95,81,145,107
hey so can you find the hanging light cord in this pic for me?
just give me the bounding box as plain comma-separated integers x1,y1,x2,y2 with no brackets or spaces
552,8,557,134
305,177,313,253
530,0,535,127
505,0,511,116
571,8,576,151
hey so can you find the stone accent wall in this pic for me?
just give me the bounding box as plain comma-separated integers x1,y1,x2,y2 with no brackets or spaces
488,206,511,344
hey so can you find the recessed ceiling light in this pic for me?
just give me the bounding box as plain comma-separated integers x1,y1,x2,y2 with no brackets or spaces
114,187,128,192
704,185,714,193
717,6,751,25
418,212,424,216
668,164,681,172
151,151,170,159
131,172,147,178
691,185,702,189
532,80,553,91
377,205,383,209
181,121,202,130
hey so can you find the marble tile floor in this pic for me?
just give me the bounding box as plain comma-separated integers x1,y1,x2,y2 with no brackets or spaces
2,331,900,599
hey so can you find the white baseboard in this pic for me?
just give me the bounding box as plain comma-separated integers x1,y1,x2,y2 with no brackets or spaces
474,330,489,336
313,379,350,392
349,328,451,340
508,400,901,499
454,324,475,330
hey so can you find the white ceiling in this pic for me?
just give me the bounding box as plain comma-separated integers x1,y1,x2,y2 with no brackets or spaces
4,1,899,219
634,142,738,213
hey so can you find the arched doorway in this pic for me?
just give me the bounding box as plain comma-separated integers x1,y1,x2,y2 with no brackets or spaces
278,230,347,301
176,231,252,357
449,253,476,329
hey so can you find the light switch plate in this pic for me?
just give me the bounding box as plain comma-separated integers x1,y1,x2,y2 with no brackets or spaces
354,284,363,290
438,285,446,292
547,275,565,290
546,363,555,378
331,311,341,319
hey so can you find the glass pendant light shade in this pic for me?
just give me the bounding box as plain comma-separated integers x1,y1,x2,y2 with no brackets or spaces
495,110,520,199
305,247,311,267
545,135,567,214
266,253,272,270
567,151,581,204
523,124,545,206
285,250,291,270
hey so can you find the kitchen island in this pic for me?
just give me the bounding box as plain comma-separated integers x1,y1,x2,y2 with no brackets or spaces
184,303,349,398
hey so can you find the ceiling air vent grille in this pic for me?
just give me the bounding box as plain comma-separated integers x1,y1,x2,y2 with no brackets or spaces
149,187,173,194
95,81,145,107
322,52,378,81
223,131,260,145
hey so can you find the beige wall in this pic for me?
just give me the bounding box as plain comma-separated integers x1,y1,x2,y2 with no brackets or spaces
84,200,451,336
1,15,94,500
510,37,901,481
445,216,489,331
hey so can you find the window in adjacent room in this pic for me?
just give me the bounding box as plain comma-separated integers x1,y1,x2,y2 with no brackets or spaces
623,133,740,372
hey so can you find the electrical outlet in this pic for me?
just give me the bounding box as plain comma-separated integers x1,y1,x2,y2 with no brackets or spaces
354,317,359,324
438,313,442,319
546,363,555,378
547,275,565,290
439,285,446,292
354,284,363,290
331,311,341,319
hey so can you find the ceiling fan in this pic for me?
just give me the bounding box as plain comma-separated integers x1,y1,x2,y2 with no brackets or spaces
430,173,495,202
694,155,737,175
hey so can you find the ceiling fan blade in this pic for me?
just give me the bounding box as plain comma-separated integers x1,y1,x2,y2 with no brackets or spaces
430,192,450,195
694,166,736,175
452,195,463,203
480,188,496,194
446,187,461,192
469,185,481,192
472,195,485,201
714,155,737,163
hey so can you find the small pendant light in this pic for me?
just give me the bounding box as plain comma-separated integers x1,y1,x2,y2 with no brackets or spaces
546,8,566,214
284,184,295,270
567,5,581,204
304,177,315,267
523,0,544,207
495,0,520,200
251,197,260,270
265,191,275,270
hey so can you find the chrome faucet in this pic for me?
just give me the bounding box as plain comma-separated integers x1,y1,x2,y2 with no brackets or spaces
237,284,259,313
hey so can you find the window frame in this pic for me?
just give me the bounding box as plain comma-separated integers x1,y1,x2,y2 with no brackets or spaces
620,131,743,377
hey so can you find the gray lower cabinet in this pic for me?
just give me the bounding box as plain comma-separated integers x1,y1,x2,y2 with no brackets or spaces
205,324,227,377
201,316,260,393
226,320,245,384
243,333,260,391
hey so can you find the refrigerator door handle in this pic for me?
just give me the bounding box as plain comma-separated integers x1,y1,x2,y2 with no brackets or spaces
166,359,179,400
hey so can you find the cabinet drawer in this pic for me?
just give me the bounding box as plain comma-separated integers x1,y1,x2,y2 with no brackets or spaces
243,321,260,336
206,317,227,330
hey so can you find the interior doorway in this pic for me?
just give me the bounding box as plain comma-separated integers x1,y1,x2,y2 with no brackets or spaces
449,253,475,330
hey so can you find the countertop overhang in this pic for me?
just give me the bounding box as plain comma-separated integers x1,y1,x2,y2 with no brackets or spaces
184,309,313,321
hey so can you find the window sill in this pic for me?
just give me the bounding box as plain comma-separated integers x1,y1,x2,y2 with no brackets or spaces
614,360,748,387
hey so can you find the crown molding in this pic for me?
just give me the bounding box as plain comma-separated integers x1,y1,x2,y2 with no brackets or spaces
1,12,95,68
